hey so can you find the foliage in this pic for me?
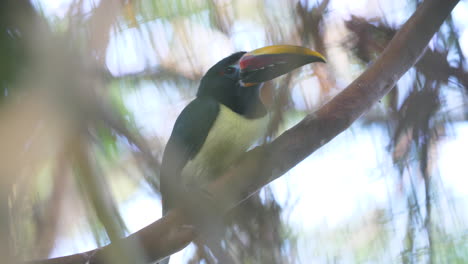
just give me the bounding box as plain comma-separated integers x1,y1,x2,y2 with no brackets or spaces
0,0,466,263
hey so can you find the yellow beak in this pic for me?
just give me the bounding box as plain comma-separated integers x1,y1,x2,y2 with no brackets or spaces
239,45,326,83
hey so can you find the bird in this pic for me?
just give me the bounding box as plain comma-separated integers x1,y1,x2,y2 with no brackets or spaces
159,45,325,263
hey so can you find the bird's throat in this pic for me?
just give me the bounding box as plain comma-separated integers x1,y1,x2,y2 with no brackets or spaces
229,84,266,119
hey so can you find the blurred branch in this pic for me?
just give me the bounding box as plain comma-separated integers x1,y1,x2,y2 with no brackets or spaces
297,0,330,54
346,15,468,90
92,97,163,173
114,67,198,87
94,96,164,193
71,133,147,264
29,0,460,263
297,0,335,97
33,155,70,259
68,0,165,187
72,134,127,242
87,0,126,64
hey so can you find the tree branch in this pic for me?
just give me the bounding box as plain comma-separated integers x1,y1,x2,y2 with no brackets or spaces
28,0,460,263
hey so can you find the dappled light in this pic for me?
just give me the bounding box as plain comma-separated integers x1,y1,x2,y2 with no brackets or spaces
0,0,466,263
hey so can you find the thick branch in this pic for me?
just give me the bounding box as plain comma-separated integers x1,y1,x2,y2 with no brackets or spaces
29,0,459,263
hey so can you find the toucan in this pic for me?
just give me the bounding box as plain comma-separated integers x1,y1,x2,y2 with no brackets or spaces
159,45,325,262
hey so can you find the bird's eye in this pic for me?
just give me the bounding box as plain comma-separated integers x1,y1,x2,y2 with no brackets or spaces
224,66,236,75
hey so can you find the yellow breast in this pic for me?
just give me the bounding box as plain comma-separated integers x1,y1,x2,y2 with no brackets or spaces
181,104,269,186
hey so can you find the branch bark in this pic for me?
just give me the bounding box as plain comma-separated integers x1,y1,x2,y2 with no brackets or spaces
29,0,460,263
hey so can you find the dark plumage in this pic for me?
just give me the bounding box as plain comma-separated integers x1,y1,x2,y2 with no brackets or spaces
159,45,325,264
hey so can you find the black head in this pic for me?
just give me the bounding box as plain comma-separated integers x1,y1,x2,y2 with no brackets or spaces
196,45,326,118
197,51,266,118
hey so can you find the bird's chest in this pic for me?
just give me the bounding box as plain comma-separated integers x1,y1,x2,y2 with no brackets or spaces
181,105,269,186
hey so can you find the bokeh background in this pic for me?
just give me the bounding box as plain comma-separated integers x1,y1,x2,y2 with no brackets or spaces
1,0,467,263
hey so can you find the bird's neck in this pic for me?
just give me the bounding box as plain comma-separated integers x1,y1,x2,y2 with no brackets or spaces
200,85,266,119
233,85,267,119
